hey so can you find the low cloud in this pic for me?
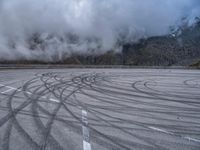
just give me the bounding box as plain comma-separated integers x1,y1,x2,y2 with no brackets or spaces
0,0,199,61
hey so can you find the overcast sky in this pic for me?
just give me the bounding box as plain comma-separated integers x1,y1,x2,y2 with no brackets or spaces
0,0,200,60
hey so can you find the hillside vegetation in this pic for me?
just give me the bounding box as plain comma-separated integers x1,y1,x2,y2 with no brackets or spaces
1,18,200,66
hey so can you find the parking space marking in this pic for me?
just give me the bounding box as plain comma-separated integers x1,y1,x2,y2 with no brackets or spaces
82,110,91,150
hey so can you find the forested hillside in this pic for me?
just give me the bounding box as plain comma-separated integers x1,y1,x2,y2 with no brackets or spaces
1,18,200,66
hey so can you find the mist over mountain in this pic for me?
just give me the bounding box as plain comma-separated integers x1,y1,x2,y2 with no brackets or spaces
57,19,200,66
0,0,200,63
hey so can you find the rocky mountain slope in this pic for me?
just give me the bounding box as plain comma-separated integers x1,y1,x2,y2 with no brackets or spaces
73,19,200,66
1,18,200,66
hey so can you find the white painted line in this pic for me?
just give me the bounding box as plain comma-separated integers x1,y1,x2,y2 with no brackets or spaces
0,84,19,96
82,110,91,150
148,126,172,134
83,141,91,150
49,98,60,103
148,126,200,143
184,136,200,143
0,84,18,90
82,110,88,118
1,88,14,94
0,83,60,103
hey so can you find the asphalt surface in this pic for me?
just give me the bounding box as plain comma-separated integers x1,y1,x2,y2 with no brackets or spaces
0,69,199,150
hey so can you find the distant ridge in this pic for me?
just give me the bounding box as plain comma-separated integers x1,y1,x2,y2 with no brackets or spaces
1,18,200,67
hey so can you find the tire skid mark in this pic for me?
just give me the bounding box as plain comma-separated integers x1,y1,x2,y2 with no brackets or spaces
1,71,200,150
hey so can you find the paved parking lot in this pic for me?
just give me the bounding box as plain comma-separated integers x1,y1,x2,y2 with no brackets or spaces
0,69,199,150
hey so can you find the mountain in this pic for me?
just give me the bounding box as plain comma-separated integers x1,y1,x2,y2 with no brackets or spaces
121,18,200,66
1,18,200,67
71,18,200,66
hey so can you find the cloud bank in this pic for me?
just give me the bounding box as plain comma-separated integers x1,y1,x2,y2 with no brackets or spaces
0,0,200,61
